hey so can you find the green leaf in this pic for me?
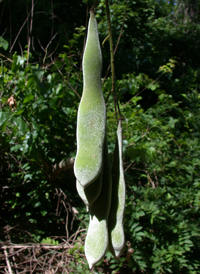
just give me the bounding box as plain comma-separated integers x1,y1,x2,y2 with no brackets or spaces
14,117,28,134
0,37,9,50
27,75,35,88
32,68,44,81
23,94,34,104
168,117,178,128
0,111,10,126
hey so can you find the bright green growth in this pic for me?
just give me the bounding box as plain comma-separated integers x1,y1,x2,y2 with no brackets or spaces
74,11,106,188
41,237,59,245
76,172,102,210
85,137,112,269
108,120,126,259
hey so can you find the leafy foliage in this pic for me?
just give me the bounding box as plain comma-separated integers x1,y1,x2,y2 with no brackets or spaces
102,71,200,273
0,51,81,242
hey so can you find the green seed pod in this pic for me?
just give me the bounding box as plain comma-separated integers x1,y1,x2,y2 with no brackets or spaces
74,11,106,188
85,136,112,269
76,172,102,210
108,120,126,259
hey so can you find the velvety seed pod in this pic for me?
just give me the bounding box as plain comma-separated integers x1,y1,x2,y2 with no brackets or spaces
76,171,102,210
85,137,112,269
74,11,106,188
108,120,126,259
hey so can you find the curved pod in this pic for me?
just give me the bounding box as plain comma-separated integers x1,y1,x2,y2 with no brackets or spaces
108,120,126,259
74,11,106,188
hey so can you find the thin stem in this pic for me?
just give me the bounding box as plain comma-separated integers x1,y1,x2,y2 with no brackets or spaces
103,8,126,83
3,248,13,274
51,0,54,39
26,0,29,53
105,0,118,122
8,0,12,55
0,53,13,62
27,0,34,65
10,10,32,53
90,0,99,11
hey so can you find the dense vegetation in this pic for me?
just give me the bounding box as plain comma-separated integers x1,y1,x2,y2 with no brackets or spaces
0,0,200,273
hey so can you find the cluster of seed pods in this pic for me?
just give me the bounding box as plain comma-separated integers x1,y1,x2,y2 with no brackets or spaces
74,11,126,269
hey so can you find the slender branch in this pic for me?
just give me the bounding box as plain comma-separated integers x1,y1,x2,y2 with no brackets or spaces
90,0,99,11
47,40,60,59
27,0,34,65
105,0,118,122
67,81,81,99
124,161,133,172
134,73,164,98
103,8,126,82
8,0,12,54
51,0,54,39
43,32,58,64
52,158,74,176
9,2,37,53
18,41,23,58
1,244,71,250
126,242,134,263
0,53,13,62
124,73,164,107
26,0,29,54
37,38,45,52
147,173,156,189
3,248,13,274
0,0,5,23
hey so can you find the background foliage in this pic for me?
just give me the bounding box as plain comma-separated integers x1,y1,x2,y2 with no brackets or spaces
0,0,200,273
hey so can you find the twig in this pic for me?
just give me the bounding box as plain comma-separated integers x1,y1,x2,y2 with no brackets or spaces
172,137,181,149
8,0,12,54
52,158,74,176
154,169,158,188
141,123,149,138
8,153,26,174
3,248,13,274
124,161,133,172
46,38,60,59
32,36,36,51
103,7,126,83
43,32,58,64
0,234,87,273
126,241,134,263
133,73,164,100
0,0,5,26
131,167,146,173
90,0,99,11
0,53,13,62
38,38,45,52
63,200,69,239
18,41,23,59
51,0,54,39
1,244,69,250
147,173,156,189
27,0,34,65
67,81,81,98
105,0,118,122
9,1,37,53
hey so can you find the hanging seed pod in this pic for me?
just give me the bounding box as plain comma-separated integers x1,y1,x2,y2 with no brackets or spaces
108,120,126,259
85,136,112,269
74,11,106,188
76,171,102,210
